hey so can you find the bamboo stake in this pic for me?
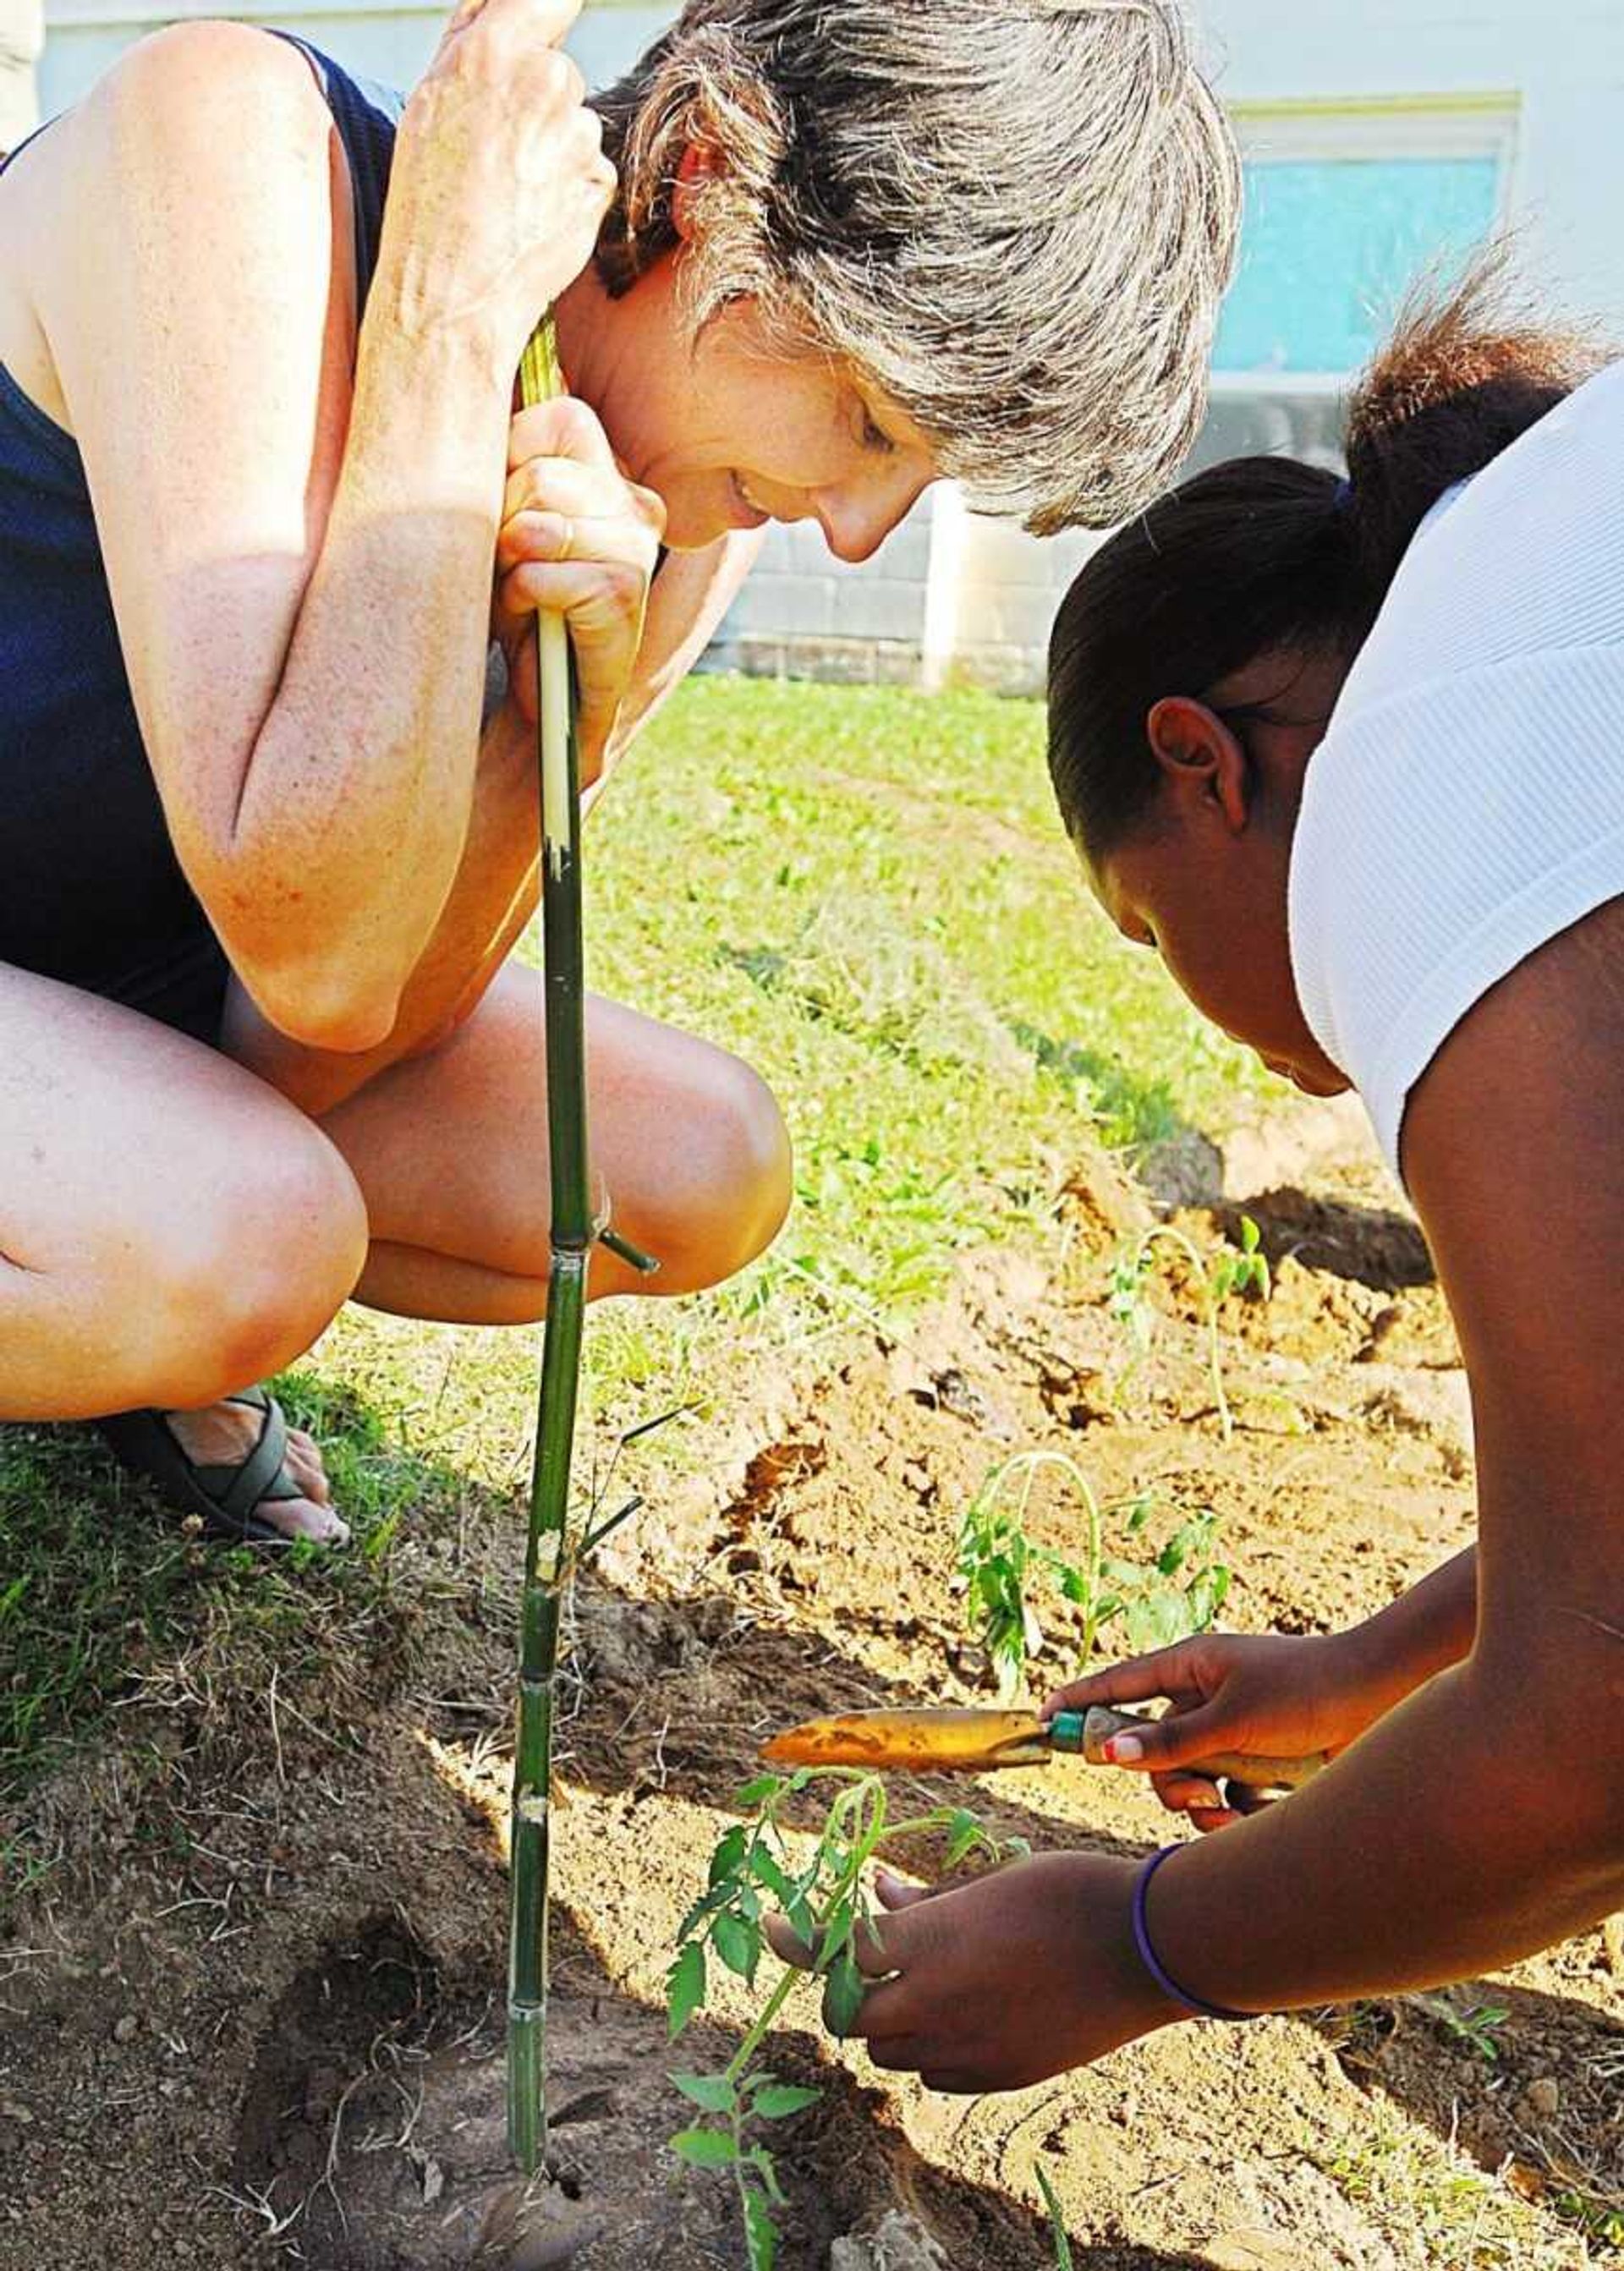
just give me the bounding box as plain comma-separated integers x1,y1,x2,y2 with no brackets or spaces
507,311,589,2177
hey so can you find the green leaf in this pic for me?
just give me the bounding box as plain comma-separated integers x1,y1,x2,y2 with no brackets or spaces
945,1808,986,1868
671,2126,739,2168
712,1910,761,1983
1184,1566,1231,1632
678,1882,732,1940
748,1847,799,1907
1123,1590,1197,1654
1035,2164,1074,2271
823,1948,866,2038
733,1774,785,1808
818,1902,855,1969
746,2144,789,2204
667,1940,706,2038
752,2083,821,2120
709,1824,749,1887
743,2185,779,2271
671,2071,737,2115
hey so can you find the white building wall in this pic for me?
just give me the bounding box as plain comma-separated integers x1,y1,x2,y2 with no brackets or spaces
40,0,668,115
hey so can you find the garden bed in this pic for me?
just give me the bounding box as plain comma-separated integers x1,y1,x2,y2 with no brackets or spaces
2,1124,1618,2269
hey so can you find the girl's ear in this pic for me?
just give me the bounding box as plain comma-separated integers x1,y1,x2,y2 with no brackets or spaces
1144,696,1251,833
671,142,726,242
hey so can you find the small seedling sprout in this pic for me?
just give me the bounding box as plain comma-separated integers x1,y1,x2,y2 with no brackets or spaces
1412,1990,1512,2063
1110,1217,1270,1443
1036,2163,1075,2269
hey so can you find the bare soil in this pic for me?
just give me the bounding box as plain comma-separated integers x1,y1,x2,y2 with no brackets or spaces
2,1104,1619,2268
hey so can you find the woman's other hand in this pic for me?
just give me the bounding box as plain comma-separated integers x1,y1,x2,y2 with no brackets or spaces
1045,1631,1393,1830
387,0,615,360
493,396,667,781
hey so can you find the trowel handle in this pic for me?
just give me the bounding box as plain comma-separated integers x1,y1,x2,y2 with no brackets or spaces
1075,1706,1327,1791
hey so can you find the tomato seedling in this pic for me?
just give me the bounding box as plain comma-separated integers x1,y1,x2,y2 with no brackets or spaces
1110,1216,1270,1443
667,1769,1025,2268
955,1451,1230,1698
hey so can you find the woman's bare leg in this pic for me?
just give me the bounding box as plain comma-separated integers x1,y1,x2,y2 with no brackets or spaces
0,964,368,1538
320,964,792,1323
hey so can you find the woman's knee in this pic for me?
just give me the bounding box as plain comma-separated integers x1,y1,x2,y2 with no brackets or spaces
636,1053,792,1292
123,1121,369,1405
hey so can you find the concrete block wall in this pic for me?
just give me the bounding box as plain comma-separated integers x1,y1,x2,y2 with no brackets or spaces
701,496,933,688
935,384,1349,696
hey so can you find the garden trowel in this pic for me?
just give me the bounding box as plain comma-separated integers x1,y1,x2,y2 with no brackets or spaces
761,1705,1325,1791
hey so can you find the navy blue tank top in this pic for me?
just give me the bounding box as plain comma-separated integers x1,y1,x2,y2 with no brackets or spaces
0,36,403,1040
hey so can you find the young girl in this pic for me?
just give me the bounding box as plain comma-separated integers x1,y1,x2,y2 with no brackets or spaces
771,267,1624,2090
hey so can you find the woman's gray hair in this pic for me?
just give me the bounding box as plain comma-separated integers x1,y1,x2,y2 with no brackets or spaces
591,0,1240,534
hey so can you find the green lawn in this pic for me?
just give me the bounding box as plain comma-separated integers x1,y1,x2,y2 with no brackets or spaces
0,677,1270,1835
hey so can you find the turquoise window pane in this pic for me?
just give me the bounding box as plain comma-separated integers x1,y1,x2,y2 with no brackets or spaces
1213,156,1502,375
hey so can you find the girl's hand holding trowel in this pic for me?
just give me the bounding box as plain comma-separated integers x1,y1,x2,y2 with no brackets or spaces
1048,1627,1420,1830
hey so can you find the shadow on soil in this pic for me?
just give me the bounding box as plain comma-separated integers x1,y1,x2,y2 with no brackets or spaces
4,1348,1617,2265
231,1905,1235,2271
1211,1187,1435,1292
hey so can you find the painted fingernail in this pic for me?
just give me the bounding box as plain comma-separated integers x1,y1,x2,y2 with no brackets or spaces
1105,1736,1144,1764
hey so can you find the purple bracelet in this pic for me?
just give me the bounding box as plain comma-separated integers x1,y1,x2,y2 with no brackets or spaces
1131,1845,1257,2022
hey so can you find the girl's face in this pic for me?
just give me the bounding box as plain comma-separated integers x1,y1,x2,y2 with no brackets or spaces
558,265,941,555
1086,652,1353,1099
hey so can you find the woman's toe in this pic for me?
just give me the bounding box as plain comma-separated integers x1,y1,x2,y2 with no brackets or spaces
283,1432,332,1504
261,1493,350,1546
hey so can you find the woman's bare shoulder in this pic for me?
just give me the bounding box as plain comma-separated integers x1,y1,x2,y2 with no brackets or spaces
13,22,348,435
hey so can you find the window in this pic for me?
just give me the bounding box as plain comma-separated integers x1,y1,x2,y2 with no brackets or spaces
1188,99,1517,474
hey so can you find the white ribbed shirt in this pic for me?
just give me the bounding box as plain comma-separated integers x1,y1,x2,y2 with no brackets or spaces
1288,357,1624,1184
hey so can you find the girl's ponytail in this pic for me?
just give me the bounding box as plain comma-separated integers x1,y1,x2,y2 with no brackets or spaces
1340,250,1605,593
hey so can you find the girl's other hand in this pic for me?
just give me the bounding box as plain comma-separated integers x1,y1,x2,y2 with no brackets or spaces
492,396,666,781
1045,1631,1392,1831
387,0,615,359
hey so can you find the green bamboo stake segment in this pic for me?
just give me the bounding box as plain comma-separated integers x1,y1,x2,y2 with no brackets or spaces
508,309,590,2177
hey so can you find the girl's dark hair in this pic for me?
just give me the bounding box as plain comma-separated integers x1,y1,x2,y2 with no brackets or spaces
1047,252,1610,858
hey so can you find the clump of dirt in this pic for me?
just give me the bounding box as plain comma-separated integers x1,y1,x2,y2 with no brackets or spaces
2,1109,1618,2270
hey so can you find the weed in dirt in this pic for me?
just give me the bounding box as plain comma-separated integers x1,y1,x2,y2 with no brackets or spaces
1412,1989,1513,2064
1550,2191,1624,2250
666,1767,1024,2268
1109,1215,1270,1441
1034,2164,1074,2270
954,1451,1230,1699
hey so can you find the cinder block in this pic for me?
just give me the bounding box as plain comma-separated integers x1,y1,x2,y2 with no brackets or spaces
949,642,1045,697
778,636,878,684
831,577,924,641
725,572,839,635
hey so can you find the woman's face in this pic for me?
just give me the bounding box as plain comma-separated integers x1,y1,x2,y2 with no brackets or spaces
1092,823,1349,1099
1086,656,1353,1099
558,266,941,554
